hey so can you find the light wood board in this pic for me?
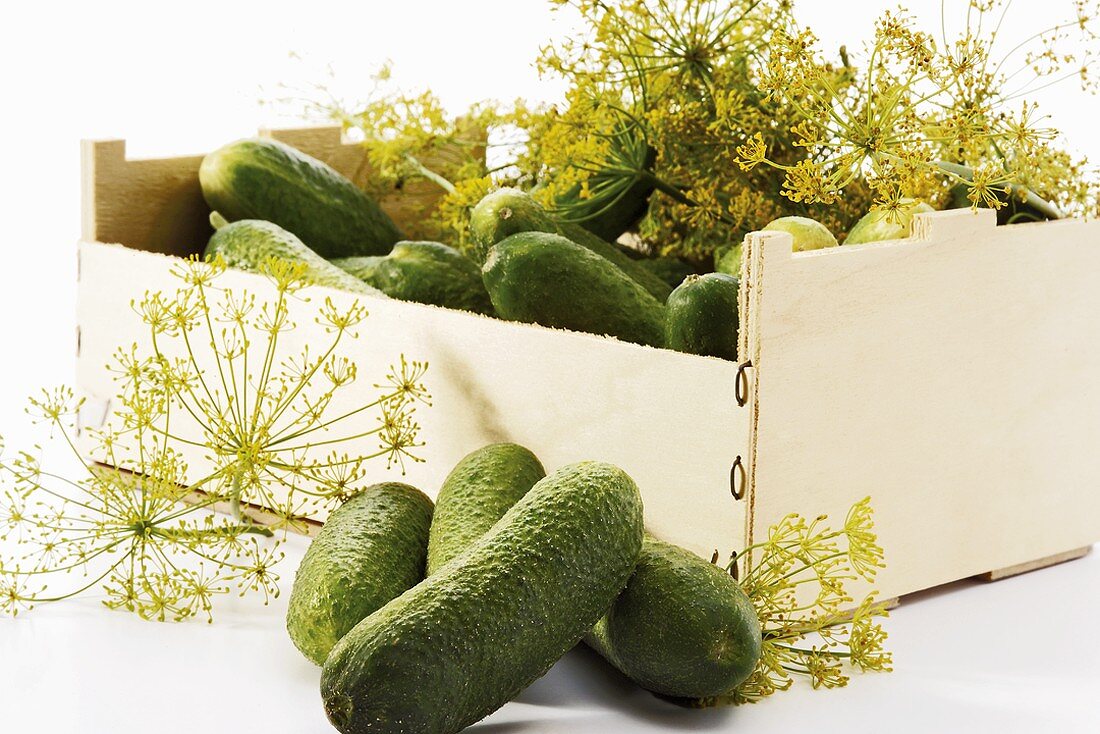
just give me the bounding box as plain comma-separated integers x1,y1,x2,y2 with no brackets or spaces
76,241,751,561
79,126,1100,598
741,209,1100,601
80,125,468,257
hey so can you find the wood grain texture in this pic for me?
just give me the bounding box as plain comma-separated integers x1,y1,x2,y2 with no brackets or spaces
76,241,751,561
81,126,469,257
743,208,1100,600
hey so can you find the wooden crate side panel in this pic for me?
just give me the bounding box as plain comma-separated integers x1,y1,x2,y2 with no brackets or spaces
76,241,751,560
748,209,1100,601
81,126,464,257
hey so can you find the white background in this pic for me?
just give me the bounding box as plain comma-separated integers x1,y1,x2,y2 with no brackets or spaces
1,1,1098,732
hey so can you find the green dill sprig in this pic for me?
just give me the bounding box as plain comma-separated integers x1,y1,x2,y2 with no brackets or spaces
295,0,1098,263
725,497,893,702
0,256,430,622
744,1,1100,220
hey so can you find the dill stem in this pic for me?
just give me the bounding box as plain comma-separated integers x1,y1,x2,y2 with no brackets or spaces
641,170,735,225
266,391,391,446
228,464,244,522
773,643,853,659
404,154,457,194
935,160,1063,219
29,548,134,603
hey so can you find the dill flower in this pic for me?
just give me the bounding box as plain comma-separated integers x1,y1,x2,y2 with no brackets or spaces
724,497,892,703
0,257,431,622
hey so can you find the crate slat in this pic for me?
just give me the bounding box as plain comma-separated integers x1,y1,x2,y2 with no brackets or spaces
741,209,1100,601
78,126,1100,599
77,241,751,561
80,125,465,257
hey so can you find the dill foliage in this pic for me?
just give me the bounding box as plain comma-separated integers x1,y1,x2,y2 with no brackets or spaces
728,497,893,702
315,0,1097,266
0,257,430,621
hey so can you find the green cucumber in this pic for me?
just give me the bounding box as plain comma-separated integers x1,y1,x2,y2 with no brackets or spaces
483,231,667,348
286,483,434,665
333,241,493,315
421,463,763,700
713,243,742,277
585,536,761,698
844,199,933,244
426,443,545,574
205,218,383,297
200,137,403,258
320,461,644,734
665,273,739,361
469,188,671,300
762,216,838,251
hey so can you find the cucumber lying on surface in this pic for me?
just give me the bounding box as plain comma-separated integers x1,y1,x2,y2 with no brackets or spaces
423,447,763,701
320,461,644,734
286,483,434,665
585,536,761,699
482,231,667,348
426,443,545,575
205,217,384,297
333,241,493,315
200,137,403,258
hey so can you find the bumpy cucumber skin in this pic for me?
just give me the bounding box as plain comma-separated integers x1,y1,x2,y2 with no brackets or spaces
483,231,667,348
426,443,545,575
585,536,761,698
422,468,763,701
199,137,403,258
286,483,434,666
320,461,644,734
469,188,671,300
665,273,739,361
332,241,493,315
205,219,382,297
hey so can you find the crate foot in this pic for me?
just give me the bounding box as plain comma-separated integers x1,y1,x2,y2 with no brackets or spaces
979,546,1092,582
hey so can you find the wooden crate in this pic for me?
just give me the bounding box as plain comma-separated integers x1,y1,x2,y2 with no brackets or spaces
78,126,1098,604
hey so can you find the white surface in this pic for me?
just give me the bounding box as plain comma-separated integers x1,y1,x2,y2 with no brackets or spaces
1,535,1097,733
2,1,1099,732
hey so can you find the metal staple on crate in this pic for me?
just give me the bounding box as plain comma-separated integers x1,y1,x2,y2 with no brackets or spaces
730,360,752,505
735,359,752,407
729,455,745,500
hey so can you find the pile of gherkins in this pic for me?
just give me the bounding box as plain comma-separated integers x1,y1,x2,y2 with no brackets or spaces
200,136,925,361
287,443,761,734
197,138,728,358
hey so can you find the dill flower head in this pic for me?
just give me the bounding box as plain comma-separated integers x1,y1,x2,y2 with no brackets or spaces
0,257,430,622
722,497,892,703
